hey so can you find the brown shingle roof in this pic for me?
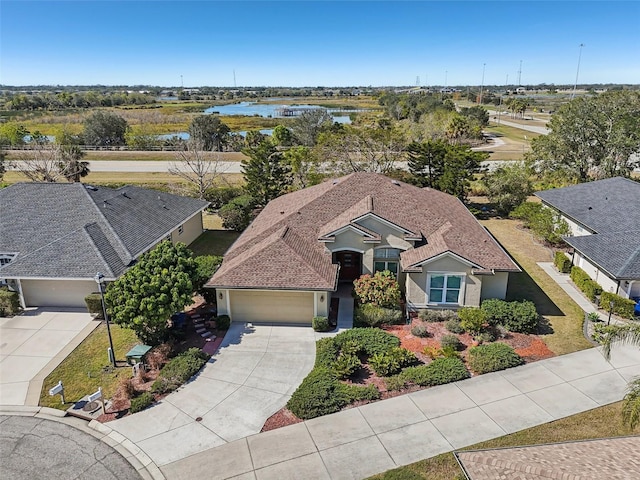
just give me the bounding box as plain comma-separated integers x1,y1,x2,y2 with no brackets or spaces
207,173,518,290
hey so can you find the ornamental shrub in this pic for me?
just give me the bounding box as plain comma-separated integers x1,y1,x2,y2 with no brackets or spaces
315,337,340,368
333,328,400,357
332,353,361,379
84,293,104,318
312,316,331,332
554,251,572,273
401,357,469,386
458,307,488,334
151,348,210,394
287,368,350,420
468,343,523,374
216,315,231,330
384,374,409,391
481,299,539,334
354,303,403,327
410,324,430,338
130,392,154,414
339,383,380,402
445,319,465,334
600,291,636,319
369,347,417,377
419,309,458,322
440,334,464,351
0,288,21,317
353,270,401,308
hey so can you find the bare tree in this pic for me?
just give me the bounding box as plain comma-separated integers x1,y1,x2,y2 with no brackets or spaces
15,140,63,182
168,140,229,199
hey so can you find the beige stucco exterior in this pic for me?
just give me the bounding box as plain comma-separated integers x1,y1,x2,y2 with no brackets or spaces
574,251,622,296
21,279,97,308
480,271,510,301
170,211,204,246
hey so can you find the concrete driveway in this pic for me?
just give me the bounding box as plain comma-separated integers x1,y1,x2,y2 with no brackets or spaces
108,322,317,467
0,308,98,406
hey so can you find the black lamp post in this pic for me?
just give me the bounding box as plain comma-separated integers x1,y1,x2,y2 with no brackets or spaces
607,300,615,326
95,272,116,368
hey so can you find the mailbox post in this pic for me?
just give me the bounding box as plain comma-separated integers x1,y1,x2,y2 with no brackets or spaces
49,381,65,404
88,387,105,414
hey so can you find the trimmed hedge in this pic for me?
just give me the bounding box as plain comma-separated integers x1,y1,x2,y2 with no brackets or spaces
216,315,231,330
554,251,572,273
570,266,603,302
312,316,331,332
151,348,210,394
333,328,400,356
353,270,401,308
130,392,154,413
287,368,350,420
468,343,523,374
84,293,104,318
0,287,21,317
481,299,539,334
600,291,636,320
418,309,458,323
354,303,403,327
401,357,470,386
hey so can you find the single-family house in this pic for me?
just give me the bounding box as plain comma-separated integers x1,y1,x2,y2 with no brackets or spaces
206,172,519,324
0,183,209,308
535,177,640,299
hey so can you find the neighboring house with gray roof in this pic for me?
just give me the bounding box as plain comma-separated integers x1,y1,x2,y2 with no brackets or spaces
0,183,208,308
535,177,640,300
207,172,519,325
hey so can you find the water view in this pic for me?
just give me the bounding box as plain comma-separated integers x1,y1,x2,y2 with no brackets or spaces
204,101,354,124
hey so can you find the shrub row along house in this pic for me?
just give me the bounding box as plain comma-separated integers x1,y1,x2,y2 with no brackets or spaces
536,177,640,300
207,172,519,324
0,183,208,308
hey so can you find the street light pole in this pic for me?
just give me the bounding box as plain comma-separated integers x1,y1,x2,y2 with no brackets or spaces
95,272,116,368
479,63,486,105
571,43,585,100
607,300,614,326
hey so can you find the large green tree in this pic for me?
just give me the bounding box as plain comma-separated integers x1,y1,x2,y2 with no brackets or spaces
527,90,640,182
290,109,334,146
407,139,447,187
104,241,197,345
483,162,533,215
82,111,128,146
241,140,292,206
189,115,231,151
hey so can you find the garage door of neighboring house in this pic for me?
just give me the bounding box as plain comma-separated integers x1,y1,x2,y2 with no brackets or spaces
230,290,314,324
21,279,96,308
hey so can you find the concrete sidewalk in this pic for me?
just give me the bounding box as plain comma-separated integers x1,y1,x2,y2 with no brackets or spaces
159,344,640,480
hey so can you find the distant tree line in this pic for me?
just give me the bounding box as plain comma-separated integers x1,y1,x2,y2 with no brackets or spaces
2,90,156,111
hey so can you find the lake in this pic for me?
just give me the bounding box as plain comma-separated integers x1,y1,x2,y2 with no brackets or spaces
204,102,353,124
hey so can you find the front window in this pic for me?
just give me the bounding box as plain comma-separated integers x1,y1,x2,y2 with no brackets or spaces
428,274,464,304
374,248,401,275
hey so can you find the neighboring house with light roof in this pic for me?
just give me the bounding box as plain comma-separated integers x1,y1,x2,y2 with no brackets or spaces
207,172,519,324
0,183,209,308
536,177,640,300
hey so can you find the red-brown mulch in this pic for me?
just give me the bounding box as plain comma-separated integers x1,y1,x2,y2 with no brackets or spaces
261,318,557,432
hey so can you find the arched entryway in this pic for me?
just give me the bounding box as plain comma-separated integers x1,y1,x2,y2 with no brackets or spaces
333,250,363,282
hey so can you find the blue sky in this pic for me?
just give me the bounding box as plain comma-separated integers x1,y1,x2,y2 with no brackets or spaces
1,1,639,87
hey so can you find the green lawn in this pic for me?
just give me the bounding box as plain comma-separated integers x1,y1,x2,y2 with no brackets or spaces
481,218,592,355
189,229,240,257
39,323,140,410
368,401,636,479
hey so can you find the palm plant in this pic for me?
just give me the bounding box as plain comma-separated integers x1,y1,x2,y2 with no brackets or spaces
600,322,640,430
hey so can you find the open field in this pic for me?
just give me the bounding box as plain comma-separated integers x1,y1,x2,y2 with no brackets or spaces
481,218,592,355
368,401,635,480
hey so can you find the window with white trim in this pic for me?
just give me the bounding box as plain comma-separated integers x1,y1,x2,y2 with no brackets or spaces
374,248,401,275
178,225,184,235
0,254,15,267
427,273,465,304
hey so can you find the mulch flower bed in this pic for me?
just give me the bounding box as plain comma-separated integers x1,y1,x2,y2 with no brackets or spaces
262,317,555,432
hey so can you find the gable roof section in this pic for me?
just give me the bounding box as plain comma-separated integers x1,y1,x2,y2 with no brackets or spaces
535,177,640,234
208,173,518,291
535,177,640,280
0,183,208,280
565,230,640,279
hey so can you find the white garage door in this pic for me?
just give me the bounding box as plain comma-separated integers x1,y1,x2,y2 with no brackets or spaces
21,279,97,308
230,290,314,324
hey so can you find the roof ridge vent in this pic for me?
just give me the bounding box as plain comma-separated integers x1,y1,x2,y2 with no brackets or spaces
85,185,98,191
391,180,400,186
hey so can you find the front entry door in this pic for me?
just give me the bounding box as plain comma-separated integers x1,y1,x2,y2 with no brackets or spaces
335,251,362,282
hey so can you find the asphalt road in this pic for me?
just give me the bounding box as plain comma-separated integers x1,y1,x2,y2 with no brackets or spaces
0,415,141,480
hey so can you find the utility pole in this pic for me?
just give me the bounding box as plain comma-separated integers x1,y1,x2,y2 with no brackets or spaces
571,44,585,100
180,75,183,89
416,75,420,87
233,69,237,88
517,60,522,86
